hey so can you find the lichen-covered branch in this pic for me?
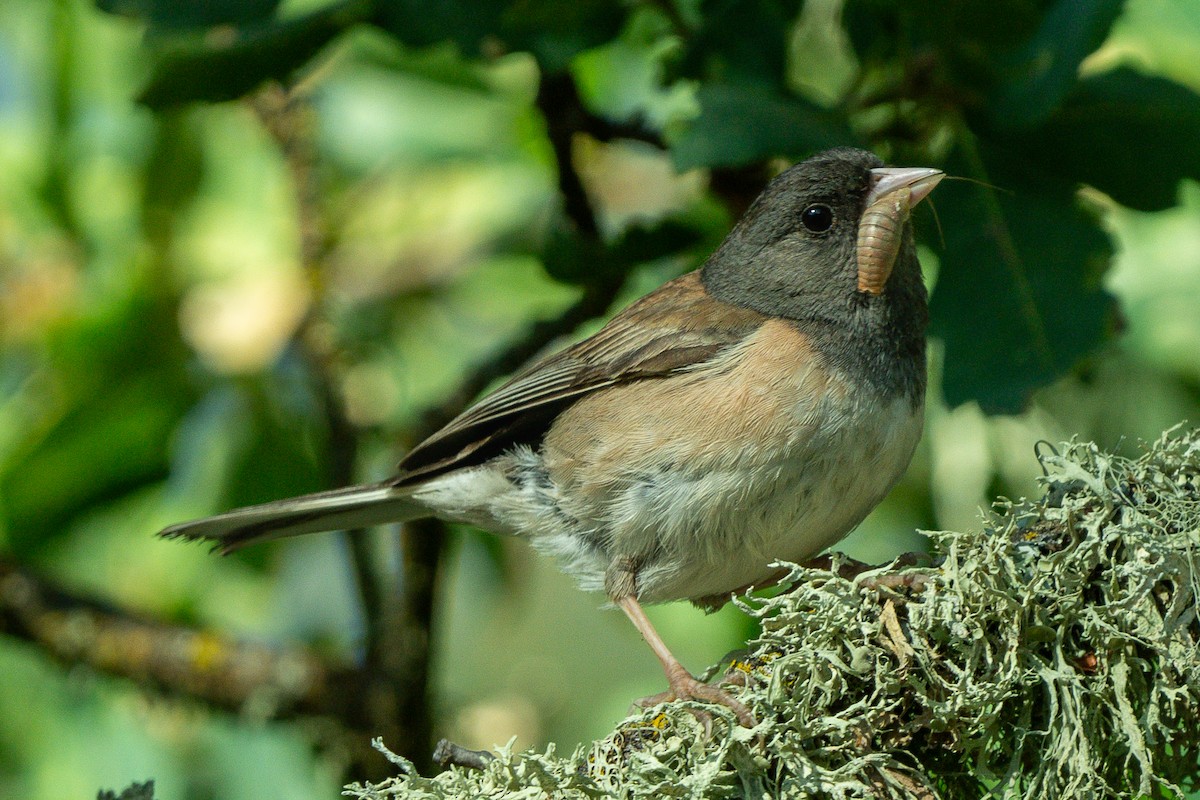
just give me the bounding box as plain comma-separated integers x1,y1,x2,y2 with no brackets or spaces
347,427,1200,800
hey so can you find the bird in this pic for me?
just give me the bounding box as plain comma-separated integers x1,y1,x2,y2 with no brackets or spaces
160,147,944,727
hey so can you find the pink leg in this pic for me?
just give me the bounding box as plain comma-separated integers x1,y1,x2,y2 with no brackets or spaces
616,595,756,727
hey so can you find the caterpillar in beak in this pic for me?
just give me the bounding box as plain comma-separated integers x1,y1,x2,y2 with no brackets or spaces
857,166,944,296
856,187,911,296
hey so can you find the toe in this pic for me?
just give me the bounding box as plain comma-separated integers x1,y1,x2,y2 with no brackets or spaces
668,673,756,727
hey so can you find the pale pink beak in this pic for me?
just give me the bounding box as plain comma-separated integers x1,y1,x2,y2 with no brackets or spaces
867,166,945,207
855,166,944,295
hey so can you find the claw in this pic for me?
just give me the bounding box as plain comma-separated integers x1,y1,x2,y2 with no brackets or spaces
616,595,757,727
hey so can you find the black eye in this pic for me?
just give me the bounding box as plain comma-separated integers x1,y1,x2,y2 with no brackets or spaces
800,204,833,233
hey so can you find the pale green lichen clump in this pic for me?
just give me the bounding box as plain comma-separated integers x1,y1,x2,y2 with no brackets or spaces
347,427,1200,799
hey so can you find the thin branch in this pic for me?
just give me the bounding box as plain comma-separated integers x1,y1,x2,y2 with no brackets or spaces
0,559,344,718
253,85,401,780
374,516,444,773
536,72,601,238
386,72,633,774
251,85,388,646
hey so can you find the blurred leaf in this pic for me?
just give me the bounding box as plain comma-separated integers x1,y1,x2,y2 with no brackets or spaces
501,0,627,73
671,82,855,169
371,0,625,73
987,0,1125,130
541,218,703,285
369,0,504,54
141,112,205,246
137,0,371,108
165,387,258,511
840,0,902,65
220,357,328,512
572,9,697,132
674,0,803,86
342,33,492,91
1,376,189,555
607,220,704,267
158,368,329,573
0,299,196,556
96,0,281,29
96,780,156,800
844,0,1049,74
540,223,609,284
1009,67,1200,211
930,138,1117,413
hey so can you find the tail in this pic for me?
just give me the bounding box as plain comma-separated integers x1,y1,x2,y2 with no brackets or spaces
158,482,424,555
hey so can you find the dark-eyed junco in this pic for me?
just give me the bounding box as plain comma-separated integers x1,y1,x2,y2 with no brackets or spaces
161,147,943,726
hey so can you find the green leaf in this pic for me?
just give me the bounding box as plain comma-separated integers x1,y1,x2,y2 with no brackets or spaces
341,33,493,92
95,0,281,29
500,0,627,73
671,82,856,170
137,0,371,108
0,377,189,555
156,365,332,572
540,218,703,285
219,357,328,512
844,0,1051,77
371,0,625,73
571,8,697,132
987,0,1125,130
674,0,803,86
370,0,505,55
607,220,705,269
0,297,196,556
929,138,1118,413
540,224,604,284
1009,67,1200,211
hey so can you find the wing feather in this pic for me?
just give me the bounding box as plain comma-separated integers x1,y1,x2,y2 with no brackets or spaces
394,272,766,484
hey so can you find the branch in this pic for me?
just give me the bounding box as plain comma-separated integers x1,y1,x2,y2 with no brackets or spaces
381,71,632,774
0,559,344,717
254,85,409,780
346,427,1200,799
254,86,385,629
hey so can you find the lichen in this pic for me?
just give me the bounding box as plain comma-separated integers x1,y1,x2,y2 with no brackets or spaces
346,427,1200,799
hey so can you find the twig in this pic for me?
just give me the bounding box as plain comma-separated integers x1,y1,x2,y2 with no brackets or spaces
536,73,601,237
0,559,344,717
251,86,387,634
387,73,632,773
253,85,401,780
375,516,444,773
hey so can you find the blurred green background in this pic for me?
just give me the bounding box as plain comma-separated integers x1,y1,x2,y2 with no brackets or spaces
1,0,1199,797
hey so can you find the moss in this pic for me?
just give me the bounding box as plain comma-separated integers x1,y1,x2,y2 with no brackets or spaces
347,427,1200,799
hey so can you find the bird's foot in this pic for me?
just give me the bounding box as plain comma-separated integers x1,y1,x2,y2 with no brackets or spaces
614,592,756,727
635,665,756,727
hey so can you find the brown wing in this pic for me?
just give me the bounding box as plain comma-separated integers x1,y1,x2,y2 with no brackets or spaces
393,272,767,485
